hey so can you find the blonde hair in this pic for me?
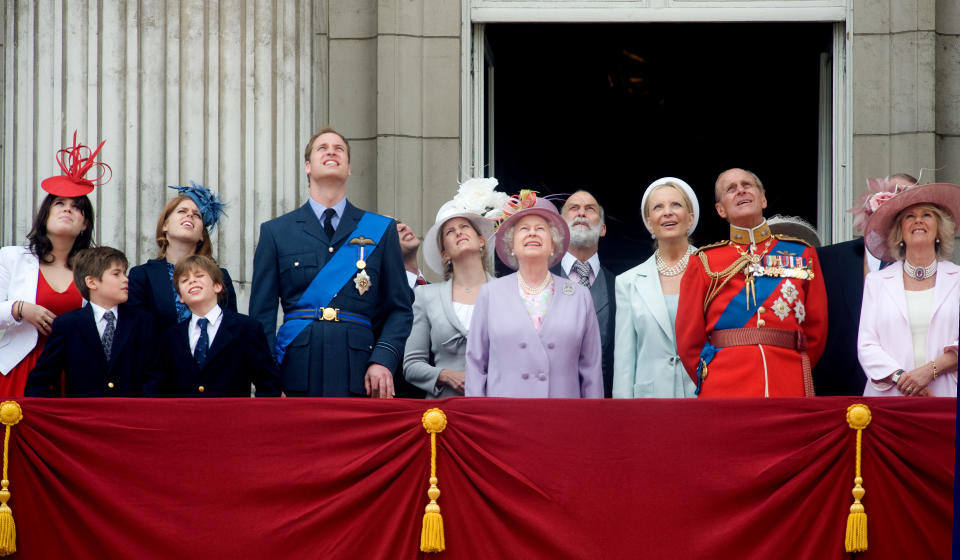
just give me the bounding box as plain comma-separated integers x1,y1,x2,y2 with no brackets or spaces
643,183,695,249
886,203,956,260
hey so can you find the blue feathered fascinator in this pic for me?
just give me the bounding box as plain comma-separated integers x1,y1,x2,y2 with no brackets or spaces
167,182,227,230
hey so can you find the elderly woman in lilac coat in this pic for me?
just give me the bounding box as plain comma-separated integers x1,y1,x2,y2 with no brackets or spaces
465,193,603,398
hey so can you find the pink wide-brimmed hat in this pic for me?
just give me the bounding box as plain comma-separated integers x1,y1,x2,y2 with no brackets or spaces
494,193,570,270
862,182,960,262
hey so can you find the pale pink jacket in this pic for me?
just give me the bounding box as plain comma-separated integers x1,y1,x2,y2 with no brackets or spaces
857,261,959,396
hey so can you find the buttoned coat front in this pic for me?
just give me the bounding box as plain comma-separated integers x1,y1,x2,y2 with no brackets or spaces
403,277,492,398
250,200,412,396
612,255,696,398
858,260,960,396
465,273,603,398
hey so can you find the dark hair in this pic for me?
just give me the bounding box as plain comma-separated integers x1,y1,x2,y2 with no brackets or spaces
173,255,226,305
303,127,350,163
71,247,128,300
155,195,213,259
27,194,94,267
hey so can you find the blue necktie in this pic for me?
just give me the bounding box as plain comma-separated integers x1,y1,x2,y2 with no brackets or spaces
322,208,336,239
102,311,116,360
194,318,209,368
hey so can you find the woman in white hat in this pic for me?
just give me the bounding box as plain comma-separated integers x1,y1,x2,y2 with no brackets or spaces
402,180,501,397
465,191,603,398
613,177,699,398
858,181,960,397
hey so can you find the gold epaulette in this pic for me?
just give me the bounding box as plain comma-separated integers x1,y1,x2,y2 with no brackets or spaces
693,240,730,256
773,233,813,248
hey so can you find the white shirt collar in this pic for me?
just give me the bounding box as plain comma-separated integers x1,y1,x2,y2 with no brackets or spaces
190,305,223,329
406,269,423,290
561,252,600,277
89,302,119,323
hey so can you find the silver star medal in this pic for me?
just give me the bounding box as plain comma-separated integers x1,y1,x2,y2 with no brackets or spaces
354,269,371,295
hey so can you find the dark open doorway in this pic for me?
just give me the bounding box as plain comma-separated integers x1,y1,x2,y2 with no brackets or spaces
486,22,834,274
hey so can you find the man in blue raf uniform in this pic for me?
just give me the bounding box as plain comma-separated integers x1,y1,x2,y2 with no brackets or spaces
250,127,413,397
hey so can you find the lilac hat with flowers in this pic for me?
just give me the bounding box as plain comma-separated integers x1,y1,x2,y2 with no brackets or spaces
494,191,570,270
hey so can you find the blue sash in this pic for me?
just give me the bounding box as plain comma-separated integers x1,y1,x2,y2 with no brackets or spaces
695,239,807,394
274,212,392,364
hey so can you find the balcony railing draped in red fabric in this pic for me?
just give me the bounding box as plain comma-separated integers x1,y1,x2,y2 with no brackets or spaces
5,397,954,559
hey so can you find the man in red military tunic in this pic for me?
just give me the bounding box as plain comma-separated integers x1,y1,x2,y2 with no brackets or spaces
676,168,827,397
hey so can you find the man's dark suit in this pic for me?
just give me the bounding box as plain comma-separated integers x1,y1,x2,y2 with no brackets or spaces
813,238,867,395
552,260,617,397
153,309,282,397
250,200,413,396
26,304,159,397
128,258,238,331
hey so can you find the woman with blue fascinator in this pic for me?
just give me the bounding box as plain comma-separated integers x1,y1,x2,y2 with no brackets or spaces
127,182,237,331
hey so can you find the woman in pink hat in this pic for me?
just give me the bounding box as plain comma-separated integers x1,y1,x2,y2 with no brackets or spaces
0,133,105,396
857,179,960,396
465,192,603,398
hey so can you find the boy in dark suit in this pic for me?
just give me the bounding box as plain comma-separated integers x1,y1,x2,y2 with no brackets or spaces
154,255,281,397
27,247,159,397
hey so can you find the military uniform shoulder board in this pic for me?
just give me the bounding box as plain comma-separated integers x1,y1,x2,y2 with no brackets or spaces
693,240,730,255
772,234,813,248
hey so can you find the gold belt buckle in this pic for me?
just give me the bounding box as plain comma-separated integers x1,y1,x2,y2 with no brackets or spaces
321,307,339,321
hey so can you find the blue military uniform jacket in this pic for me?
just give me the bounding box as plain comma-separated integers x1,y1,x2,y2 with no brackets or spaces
250,200,413,396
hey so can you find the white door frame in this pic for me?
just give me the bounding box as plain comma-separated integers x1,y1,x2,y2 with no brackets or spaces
460,0,853,241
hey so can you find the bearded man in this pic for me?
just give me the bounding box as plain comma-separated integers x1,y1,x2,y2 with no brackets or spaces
551,190,616,397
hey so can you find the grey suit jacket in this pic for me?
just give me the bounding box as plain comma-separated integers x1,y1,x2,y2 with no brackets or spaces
403,277,491,398
552,260,616,397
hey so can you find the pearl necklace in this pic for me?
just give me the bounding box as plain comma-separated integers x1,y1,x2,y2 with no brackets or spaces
904,259,938,280
518,272,552,295
656,246,696,276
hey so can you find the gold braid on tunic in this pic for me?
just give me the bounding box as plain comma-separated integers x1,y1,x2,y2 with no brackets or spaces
696,237,780,312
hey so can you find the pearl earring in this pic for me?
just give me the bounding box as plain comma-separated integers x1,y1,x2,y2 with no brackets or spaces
650,233,655,240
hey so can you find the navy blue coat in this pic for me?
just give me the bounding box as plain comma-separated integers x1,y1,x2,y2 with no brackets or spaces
26,303,160,397
128,258,238,332
813,238,867,396
250,200,413,396
152,309,281,398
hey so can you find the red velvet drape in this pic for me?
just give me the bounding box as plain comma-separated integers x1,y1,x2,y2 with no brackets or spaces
7,397,954,559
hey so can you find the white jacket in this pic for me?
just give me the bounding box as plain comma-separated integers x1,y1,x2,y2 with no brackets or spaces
0,246,41,374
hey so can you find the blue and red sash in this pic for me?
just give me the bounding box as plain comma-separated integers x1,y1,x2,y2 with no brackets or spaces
274,212,392,364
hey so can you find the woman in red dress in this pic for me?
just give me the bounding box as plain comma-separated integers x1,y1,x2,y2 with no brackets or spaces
0,133,108,396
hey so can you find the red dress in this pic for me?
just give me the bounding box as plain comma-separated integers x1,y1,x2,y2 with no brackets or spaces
0,272,82,396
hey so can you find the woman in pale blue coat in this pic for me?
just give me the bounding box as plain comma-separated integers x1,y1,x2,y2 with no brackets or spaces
613,178,699,398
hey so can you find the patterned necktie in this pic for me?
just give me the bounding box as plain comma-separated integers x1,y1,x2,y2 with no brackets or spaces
194,318,210,368
573,261,591,287
322,208,336,239
102,311,116,361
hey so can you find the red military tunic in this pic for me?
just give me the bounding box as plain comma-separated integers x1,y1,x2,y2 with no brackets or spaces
676,227,828,397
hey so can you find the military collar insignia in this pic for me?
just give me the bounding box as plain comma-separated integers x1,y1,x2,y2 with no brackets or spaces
729,220,772,246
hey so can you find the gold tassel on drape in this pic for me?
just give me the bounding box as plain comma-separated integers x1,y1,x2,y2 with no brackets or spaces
419,408,447,553
0,401,23,557
844,403,871,553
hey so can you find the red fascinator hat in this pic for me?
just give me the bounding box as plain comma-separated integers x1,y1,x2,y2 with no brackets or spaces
40,131,112,197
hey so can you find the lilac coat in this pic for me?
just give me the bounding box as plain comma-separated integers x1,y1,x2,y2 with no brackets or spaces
857,260,959,396
465,273,603,398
